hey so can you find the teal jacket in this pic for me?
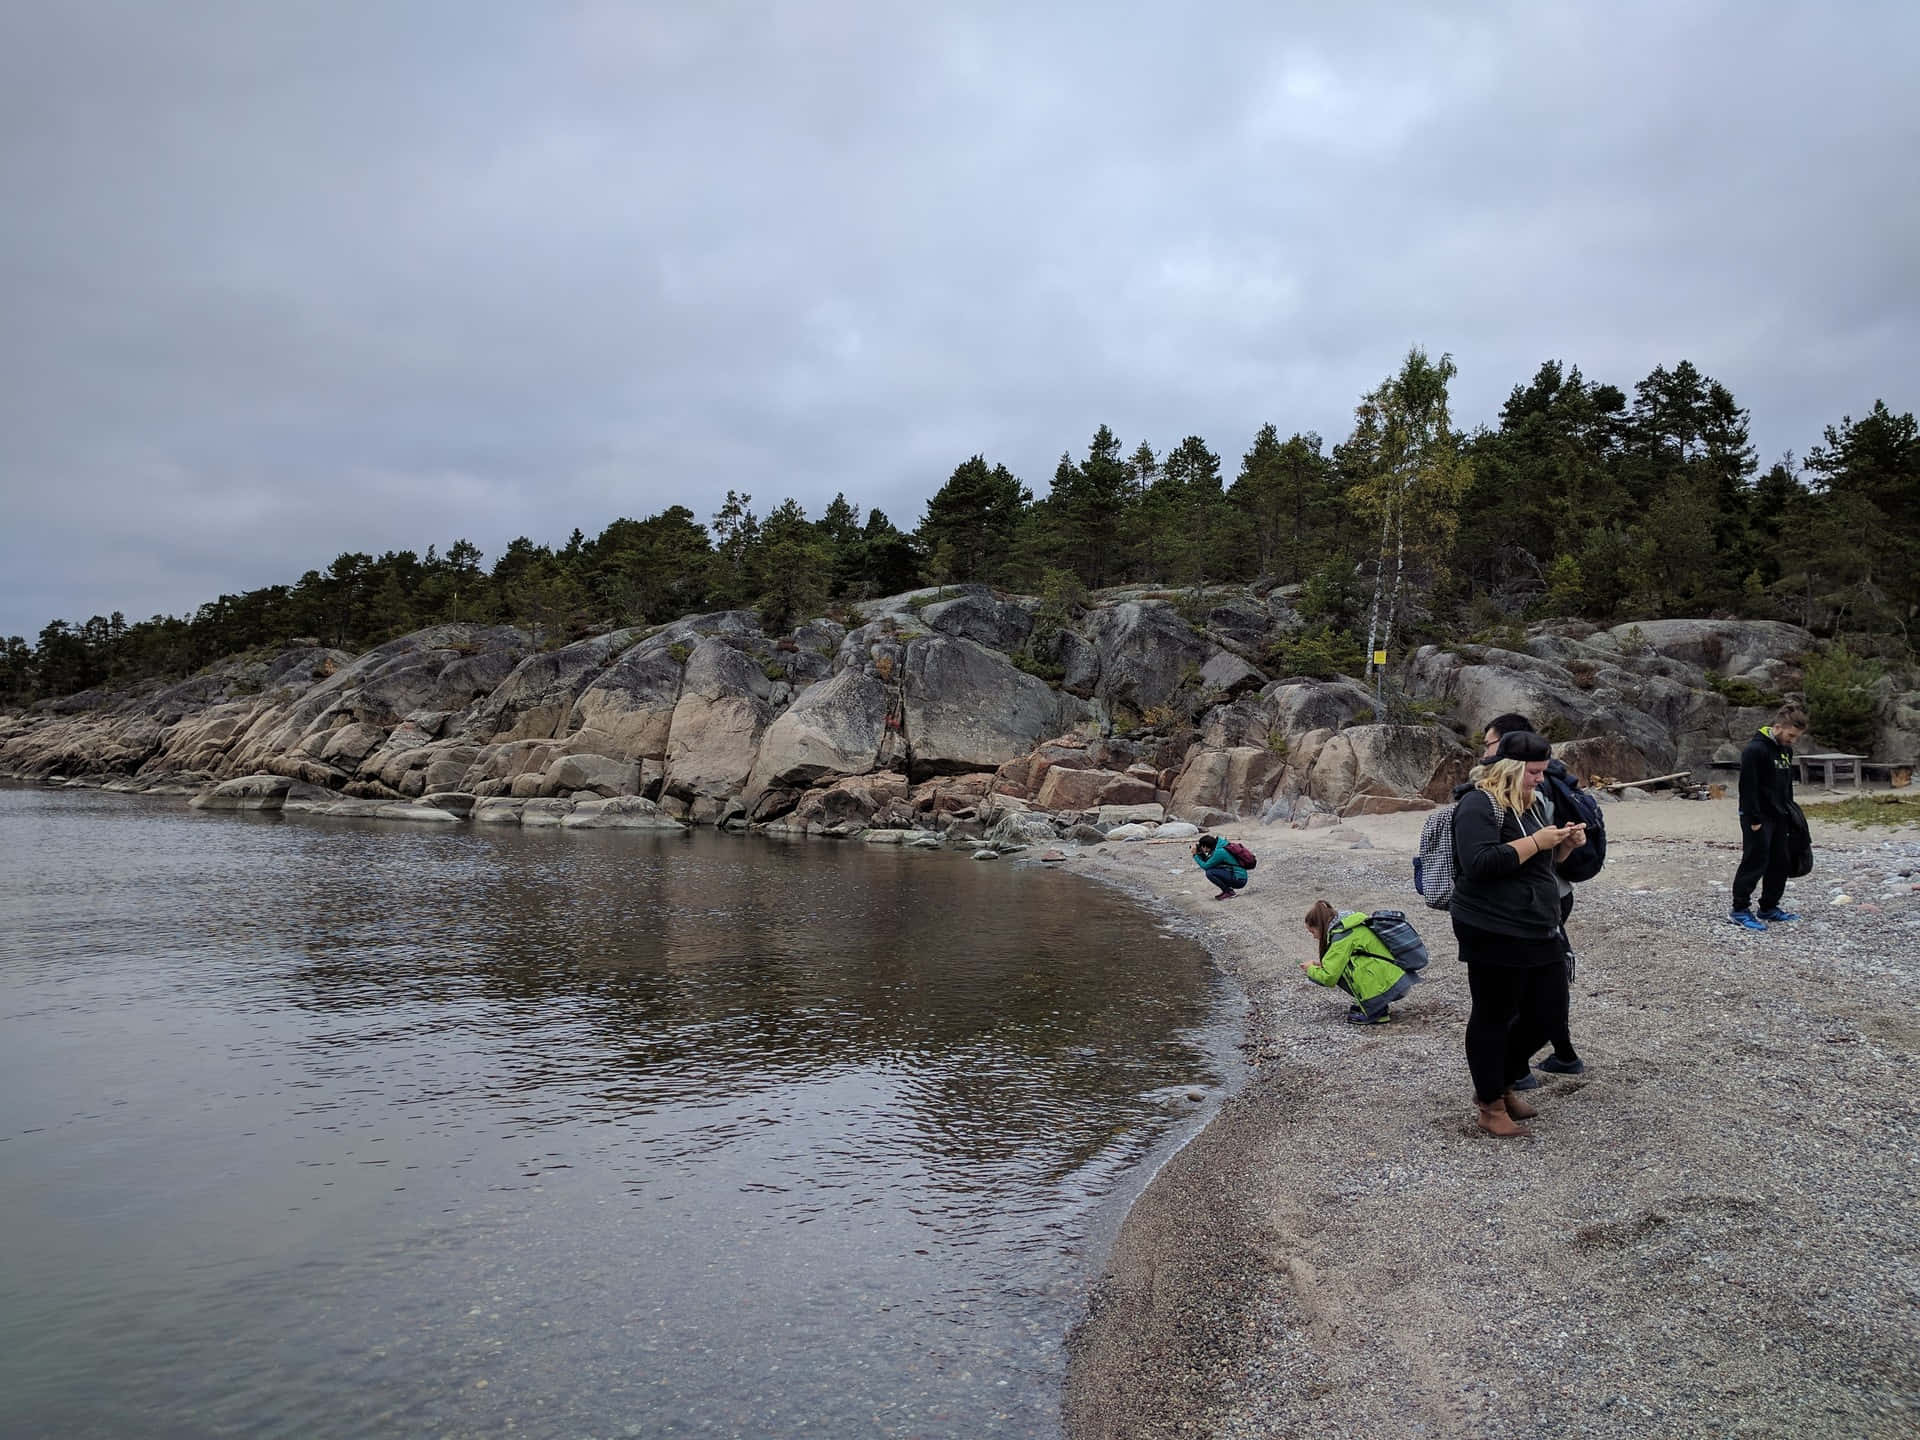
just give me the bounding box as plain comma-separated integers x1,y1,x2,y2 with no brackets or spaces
1303,912,1418,1019
1193,838,1246,882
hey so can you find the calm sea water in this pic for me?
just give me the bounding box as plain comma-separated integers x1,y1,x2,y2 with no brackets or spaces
0,785,1234,1440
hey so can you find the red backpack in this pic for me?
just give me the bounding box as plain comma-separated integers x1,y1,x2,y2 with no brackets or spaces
1224,840,1257,871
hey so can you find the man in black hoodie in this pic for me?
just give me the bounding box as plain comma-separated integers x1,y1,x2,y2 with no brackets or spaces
1729,703,1808,932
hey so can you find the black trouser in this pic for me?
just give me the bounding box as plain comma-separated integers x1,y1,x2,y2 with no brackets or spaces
1544,890,1578,1063
1731,816,1791,912
1466,963,1565,1103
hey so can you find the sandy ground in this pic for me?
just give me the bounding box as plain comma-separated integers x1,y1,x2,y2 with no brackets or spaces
1063,791,1920,1440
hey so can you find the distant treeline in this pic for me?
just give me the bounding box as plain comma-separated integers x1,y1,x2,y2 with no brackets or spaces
6,351,1915,703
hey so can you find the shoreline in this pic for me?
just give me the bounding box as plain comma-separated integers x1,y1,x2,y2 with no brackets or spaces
1063,798,1920,1439
14,776,1919,1435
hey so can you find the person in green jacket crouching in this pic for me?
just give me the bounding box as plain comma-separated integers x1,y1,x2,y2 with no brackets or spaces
1301,900,1420,1024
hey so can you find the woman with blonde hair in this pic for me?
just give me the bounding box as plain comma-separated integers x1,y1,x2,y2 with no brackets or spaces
1451,730,1587,1136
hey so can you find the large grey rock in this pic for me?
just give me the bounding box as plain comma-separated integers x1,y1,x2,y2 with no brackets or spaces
372,803,462,823
742,666,889,811
1601,619,1814,677
472,798,525,824
1263,680,1376,743
1058,631,1102,698
1303,725,1474,811
920,591,1033,653
902,635,1079,775
1877,692,1920,764
545,752,642,798
566,643,686,761
317,721,387,766
1405,645,1676,772
1204,603,1271,649
1084,602,1214,711
663,639,773,808
561,795,685,830
1200,651,1265,696
190,773,293,810
475,631,641,743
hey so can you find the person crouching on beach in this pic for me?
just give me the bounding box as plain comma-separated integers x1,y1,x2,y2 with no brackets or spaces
1301,901,1418,1025
1452,730,1588,1137
1193,834,1247,900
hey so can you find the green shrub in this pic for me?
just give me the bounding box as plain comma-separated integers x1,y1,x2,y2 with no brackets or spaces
1263,626,1363,681
1803,643,1884,752
762,659,787,682
1705,671,1778,709
667,642,693,666
1039,568,1088,618
1011,650,1064,683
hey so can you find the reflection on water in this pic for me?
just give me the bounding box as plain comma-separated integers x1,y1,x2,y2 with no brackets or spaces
0,786,1231,1439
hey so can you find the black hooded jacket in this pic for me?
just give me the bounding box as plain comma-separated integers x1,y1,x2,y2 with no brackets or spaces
1737,729,1796,822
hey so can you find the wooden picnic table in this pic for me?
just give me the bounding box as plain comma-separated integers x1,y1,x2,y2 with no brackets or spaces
1797,752,1866,789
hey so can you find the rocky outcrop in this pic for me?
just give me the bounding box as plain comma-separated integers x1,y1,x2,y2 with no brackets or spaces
741,666,889,818
9,591,1910,846
1084,602,1215,711
901,635,1079,775
565,642,686,762
662,639,774,822
1302,725,1474,811
920,590,1033,652
1168,746,1285,823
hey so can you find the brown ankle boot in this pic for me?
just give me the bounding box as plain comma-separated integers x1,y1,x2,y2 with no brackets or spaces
1476,1097,1528,1137
1503,1089,1538,1121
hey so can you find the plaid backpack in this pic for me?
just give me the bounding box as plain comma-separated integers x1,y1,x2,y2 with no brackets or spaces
1412,803,1457,910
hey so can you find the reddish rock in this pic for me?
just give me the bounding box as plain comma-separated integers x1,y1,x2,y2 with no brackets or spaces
1341,793,1439,817
1094,774,1158,806
1035,765,1131,812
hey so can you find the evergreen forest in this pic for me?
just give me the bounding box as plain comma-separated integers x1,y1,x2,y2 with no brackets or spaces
8,351,1916,703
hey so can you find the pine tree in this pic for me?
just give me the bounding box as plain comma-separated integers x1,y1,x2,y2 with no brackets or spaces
916,456,1029,583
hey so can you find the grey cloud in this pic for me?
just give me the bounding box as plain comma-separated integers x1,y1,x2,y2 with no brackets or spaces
3,0,1917,636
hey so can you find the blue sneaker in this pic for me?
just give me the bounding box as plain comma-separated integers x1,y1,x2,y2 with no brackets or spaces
1756,907,1799,923
1728,909,1768,932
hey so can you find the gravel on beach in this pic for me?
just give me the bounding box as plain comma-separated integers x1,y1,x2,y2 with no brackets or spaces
1063,797,1920,1440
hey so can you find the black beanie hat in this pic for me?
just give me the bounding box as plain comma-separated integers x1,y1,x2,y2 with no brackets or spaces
1495,729,1552,763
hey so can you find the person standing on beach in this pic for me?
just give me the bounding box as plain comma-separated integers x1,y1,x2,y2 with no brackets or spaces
1192,834,1247,900
1451,730,1587,1137
1728,703,1808,932
1482,713,1586,1084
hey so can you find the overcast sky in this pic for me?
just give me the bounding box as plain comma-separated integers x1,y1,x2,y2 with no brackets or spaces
3,1,1916,639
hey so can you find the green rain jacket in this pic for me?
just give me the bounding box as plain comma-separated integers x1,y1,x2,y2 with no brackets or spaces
1303,911,1418,1020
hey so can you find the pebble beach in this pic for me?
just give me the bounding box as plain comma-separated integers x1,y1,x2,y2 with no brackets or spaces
1064,793,1920,1440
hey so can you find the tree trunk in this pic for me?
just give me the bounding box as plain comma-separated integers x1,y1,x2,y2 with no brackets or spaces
1363,502,1391,679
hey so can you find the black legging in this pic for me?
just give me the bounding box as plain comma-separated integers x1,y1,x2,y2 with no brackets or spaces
1545,890,1578,1064
1456,918,1566,1103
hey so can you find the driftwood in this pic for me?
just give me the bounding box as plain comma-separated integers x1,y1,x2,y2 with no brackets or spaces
1593,771,1692,793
